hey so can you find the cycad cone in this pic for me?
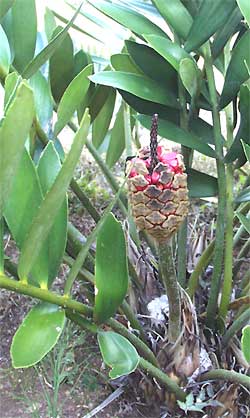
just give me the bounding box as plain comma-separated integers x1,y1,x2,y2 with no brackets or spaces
127,145,189,242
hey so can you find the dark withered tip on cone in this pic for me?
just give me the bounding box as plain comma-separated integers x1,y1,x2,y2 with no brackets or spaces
150,114,159,174
126,114,189,242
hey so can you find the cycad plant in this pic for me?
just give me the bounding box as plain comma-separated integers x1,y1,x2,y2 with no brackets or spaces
0,0,250,415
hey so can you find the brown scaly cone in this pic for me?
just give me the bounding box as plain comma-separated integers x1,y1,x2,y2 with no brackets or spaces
126,116,189,243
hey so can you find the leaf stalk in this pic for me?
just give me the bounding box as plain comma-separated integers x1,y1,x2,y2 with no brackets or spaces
203,43,226,328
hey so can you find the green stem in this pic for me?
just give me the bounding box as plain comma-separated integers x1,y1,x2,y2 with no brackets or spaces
0,273,92,316
240,270,250,295
66,222,95,270
70,178,100,223
219,164,234,319
177,48,190,288
235,201,250,217
0,218,4,274
177,222,188,287
120,300,147,343
64,254,94,282
86,139,128,216
64,220,105,296
133,120,141,149
233,223,248,248
123,102,132,157
235,176,250,210
219,41,234,319
219,166,233,319
204,43,226,328
68,121,128,216
233,238,250,277
200,369,250,390
158,241,181,342
66,310,99,333
139,358,186,401
4,258,18,278
221,307,250,347
187,203,250,297
187,239,214,297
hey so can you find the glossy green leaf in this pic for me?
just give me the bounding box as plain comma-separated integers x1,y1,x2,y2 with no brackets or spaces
241,325,250,364
29,71,53,131
237,0,250,26
12,0,37,73
191,118,222,145
152,0,192,39
137,115,216,158
4,150,49,287
88,0,167,40
220,30,250,109
77,84,95,125
92,88,116,149
242,140,250,162
235,186,250,202
111,53,142,74
212,7,242,59
49,26,74,102
37,143,68,287
89,71,180,108
144,34,193,71
0,0,15,20
3,71,20,109
224,83,250,162
74,49,92,77
18,109,90,282
54,64,93,136
118,0,161,19
120,91,180,124
22,5,81,79
94,213,128,324
11,302,66,368
75,1,125,36
53,8,105,44
0,24,11,78
98,331,139,379
88,84,111,122
73,2,125,40
179,58,200,97
185,0,236,52
44,7,56,41
106,105,125,168
126,40,177,93
237,213,250,234
187,169,218,198
0,82,35,217
1,9,14,61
